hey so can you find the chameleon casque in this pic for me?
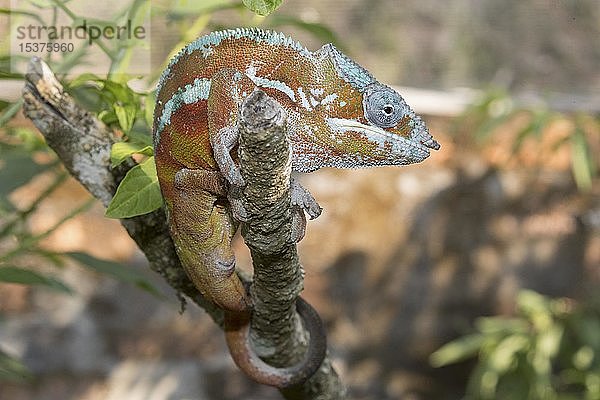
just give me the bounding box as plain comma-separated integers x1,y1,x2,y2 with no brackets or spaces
153,28,440,387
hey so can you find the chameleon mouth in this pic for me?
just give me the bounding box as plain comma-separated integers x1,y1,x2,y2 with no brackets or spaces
326,117,435,156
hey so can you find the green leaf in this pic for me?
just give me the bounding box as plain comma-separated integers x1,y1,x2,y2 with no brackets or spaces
430,333,485,367
67,73,104,88
0,100,23,127
0,266,73,294
270,15,341,48
242,0,282,16
517,290,555,330
536,324,563,359
114,103,136,133
479,369,500,399
98,109,118,126
570,126,594,191
476,317,529,335
487,334,529,373
68,75,141,132
110,141,153,167
0,349,32,382
66,252,161,297
584,370,600,397
103,80,136,104
572,346,594,371
105,156,162,218
126,129,153,147
99,81,138,133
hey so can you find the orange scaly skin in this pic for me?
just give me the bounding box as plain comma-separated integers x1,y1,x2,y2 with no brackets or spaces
153,28,439,387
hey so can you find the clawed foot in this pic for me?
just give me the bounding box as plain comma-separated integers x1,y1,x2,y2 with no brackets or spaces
291,178,322,220
291,207,307,242
290,178,321,242
228,182,249,222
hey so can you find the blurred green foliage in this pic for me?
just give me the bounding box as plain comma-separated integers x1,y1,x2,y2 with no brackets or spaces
431,290,600,400
0,124,160,382
456,89,599,192
242,0,282,16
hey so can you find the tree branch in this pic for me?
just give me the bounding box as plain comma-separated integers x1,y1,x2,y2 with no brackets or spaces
238,90,343,399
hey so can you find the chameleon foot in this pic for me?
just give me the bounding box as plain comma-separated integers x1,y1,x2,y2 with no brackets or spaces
291,208,307,243
291,178,322,220
224,297,327,388
228,185,249,222
290,178,321,242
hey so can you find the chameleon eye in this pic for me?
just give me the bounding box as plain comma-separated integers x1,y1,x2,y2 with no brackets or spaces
363,84,406,128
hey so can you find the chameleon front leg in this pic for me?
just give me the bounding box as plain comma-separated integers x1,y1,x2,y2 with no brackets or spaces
207,69,252,222
207,69,322,237
290,177,322,242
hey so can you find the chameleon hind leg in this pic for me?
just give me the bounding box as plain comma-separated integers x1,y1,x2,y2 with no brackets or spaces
207,68,253,222
171,168,249,312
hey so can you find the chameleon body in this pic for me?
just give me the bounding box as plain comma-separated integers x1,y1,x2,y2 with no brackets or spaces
153,28,439,387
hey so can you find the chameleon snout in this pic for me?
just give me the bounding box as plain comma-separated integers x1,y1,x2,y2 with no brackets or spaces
421,136,441,150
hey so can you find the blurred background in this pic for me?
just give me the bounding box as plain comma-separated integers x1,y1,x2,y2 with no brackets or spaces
0,0,599,399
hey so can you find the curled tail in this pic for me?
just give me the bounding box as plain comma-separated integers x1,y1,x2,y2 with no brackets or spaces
224,297,327,387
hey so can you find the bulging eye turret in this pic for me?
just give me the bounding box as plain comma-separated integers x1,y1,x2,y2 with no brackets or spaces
362,84,407,128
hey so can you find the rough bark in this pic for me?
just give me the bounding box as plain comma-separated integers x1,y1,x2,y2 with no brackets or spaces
21,58,343,399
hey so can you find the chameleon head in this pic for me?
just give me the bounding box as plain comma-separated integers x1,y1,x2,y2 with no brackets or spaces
324,82,440,168
314,43,439,169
